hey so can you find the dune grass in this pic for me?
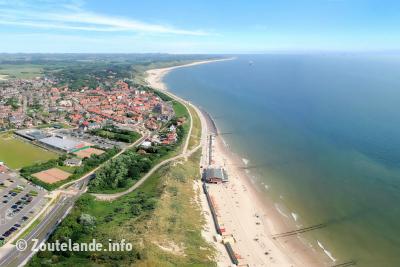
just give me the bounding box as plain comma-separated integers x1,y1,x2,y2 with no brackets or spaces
137,150,215,266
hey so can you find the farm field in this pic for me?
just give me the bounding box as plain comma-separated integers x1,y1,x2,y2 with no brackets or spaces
0,132,57,169
0,64,43,79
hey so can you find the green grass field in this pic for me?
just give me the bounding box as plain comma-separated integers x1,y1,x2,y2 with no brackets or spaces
0,132,57,169
172,101,189,119
0,64,43,79
35,123,72,129
188,106,202,151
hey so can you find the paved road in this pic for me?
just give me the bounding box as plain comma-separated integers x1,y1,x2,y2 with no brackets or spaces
93,144,201,201
0,192,80,267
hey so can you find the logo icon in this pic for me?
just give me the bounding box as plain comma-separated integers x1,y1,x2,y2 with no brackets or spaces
16,239,27,251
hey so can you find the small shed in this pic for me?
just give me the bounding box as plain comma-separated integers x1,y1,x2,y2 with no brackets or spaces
64,158,82,167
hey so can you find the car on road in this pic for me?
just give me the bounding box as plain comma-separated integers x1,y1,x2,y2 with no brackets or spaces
3,231,11,237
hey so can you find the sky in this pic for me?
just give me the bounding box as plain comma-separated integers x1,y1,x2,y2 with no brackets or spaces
0,0,400,53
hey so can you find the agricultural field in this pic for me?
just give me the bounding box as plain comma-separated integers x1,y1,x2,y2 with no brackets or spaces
0,64,43,79
0,132,57,169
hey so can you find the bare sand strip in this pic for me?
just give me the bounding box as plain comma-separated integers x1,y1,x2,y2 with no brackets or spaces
145,59,330,267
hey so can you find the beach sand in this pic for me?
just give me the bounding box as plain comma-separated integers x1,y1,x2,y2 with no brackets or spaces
145,60,330,266
145,58,233,90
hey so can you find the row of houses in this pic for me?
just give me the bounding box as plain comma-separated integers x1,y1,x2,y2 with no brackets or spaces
67,87,174,128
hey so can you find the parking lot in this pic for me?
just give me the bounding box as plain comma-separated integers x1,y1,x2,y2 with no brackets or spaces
0,173,47,244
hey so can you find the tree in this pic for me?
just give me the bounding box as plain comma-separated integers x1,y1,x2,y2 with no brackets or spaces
79,213,96,227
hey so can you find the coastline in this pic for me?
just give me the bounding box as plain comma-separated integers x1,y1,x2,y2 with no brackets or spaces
145,58,234,90
144,59,329,266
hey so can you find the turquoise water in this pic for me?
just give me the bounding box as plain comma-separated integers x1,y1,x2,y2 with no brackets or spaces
164,54,400,266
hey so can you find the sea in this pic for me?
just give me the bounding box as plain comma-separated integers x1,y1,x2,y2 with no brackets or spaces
164,54,400,266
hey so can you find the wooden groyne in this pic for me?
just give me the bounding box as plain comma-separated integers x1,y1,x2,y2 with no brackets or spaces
239,165,259,169
331,260,357,267
218,132,233,136
272,223,327,239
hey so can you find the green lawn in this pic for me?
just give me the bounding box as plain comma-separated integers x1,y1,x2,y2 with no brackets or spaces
57,165,77,173
172,101,189,119
91,127,141,143
0,132,57,169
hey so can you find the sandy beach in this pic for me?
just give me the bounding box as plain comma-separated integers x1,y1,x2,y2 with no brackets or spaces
145,60,330,267
145,58,234,90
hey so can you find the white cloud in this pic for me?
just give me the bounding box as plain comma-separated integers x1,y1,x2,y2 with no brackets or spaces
0,0,208,36
52,12,208,35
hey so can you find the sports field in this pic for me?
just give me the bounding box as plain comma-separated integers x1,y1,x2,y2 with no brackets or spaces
32,168,70,184
0,132,57,169
75,147,104,158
